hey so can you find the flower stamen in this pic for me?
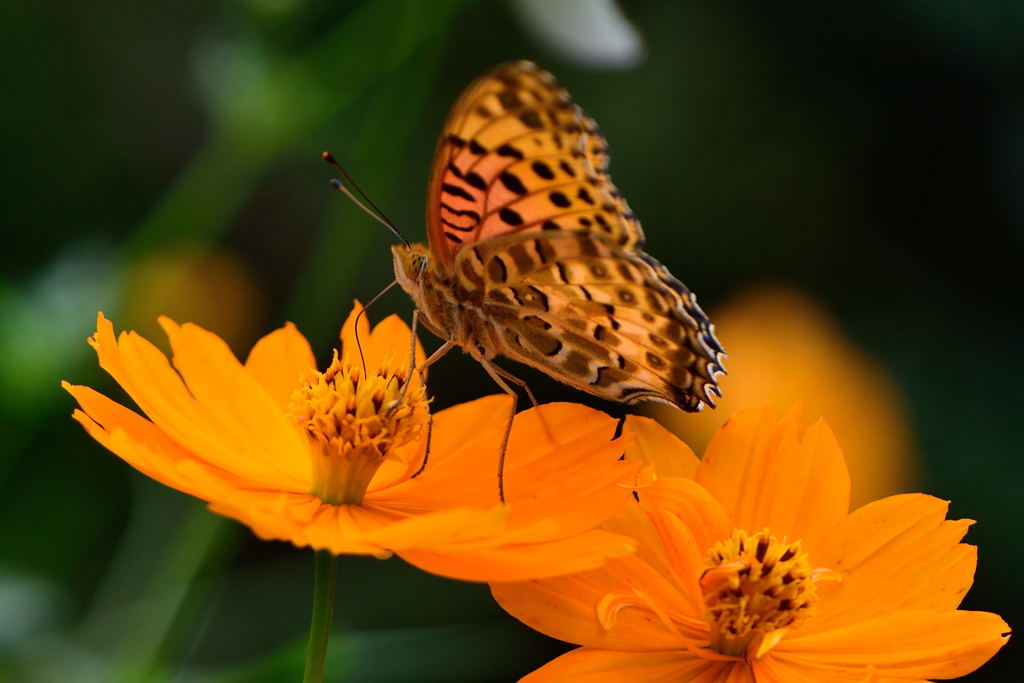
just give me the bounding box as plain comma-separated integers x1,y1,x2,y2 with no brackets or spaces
289,350,428,505
700,529,823,658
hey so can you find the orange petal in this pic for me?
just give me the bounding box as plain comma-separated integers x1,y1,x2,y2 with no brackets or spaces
87,312,131,387
209,490,512,556
210,493,387,555
380,402,640,580
358,504,509,550
696,404,850,547
519,648,741,683
65,382,247,500
159,317,310,490
623,415,699,480
634,479,734,615
86,314,311,491
366,395,512,490
491,525,706,652
639,478,733,558
244,322,317,411
774,609,1009,680
338,302,426,378
91,314,222,458
400,528,635,582
380,402,633,517
753,656,875,682
409,394,511,470
339,300,371,368
502,405,639,536
369,311,426,372
804,493,978,632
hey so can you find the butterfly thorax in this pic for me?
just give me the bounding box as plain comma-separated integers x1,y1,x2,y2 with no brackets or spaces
392,242,499,360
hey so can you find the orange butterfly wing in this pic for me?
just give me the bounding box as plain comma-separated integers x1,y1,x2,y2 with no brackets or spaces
426,60,642,271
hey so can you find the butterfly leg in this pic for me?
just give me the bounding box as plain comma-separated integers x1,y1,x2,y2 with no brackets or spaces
385,309,423,416
386,310,455,417
389,309,457,478
479,358,519,503
483,361,560,448
404,337,457,476
485,361,540,409
418,338,457,374
410,412,434,479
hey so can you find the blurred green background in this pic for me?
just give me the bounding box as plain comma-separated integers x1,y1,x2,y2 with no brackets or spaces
1,1,1020,680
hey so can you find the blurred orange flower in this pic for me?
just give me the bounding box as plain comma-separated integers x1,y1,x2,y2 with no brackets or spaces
493,406,1009,681
121,246,265,350
647,285,916,506
63,305,639,582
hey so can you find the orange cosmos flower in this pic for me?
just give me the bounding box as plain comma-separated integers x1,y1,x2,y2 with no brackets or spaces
63,305,639,582
492,406,1009,681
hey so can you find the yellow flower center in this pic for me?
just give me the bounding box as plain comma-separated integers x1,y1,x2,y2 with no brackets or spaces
288,350,429,505
700,529,817,658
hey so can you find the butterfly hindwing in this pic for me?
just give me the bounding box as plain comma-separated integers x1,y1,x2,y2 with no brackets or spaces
453,230,723,409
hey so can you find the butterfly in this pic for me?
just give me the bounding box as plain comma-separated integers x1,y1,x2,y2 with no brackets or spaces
392,60,724,416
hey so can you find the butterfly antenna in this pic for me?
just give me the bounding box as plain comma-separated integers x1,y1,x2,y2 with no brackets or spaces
324,152,397,230
322,151,410,247
352,279,400,377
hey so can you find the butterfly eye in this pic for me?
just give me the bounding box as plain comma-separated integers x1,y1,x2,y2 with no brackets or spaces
402,250,427,280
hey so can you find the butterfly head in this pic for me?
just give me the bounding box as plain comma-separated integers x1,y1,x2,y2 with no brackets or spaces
391,242,430,300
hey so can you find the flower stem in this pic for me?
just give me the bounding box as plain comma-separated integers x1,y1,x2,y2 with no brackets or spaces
302,550,338,683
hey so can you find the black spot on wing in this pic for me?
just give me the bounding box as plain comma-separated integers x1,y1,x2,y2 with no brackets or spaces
446,162,465,179
499,171,527,195
499,207,524,225
523,314,552,330
499,89,523,110
531,161,555,180
549,191,570,208
519,110,543,129
497,143,524,160
464,172,487,191
532,239,553,264
528,285,550,311
488,256,508,283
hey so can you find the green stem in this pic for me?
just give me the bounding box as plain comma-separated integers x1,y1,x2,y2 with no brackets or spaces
302,551,338,683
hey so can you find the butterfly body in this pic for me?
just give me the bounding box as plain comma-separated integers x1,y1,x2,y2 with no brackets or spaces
394,61,724,412
393,242,498,362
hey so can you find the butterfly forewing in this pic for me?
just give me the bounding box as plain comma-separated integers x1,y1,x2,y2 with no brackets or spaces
405,60,724,412
428,61,643,268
